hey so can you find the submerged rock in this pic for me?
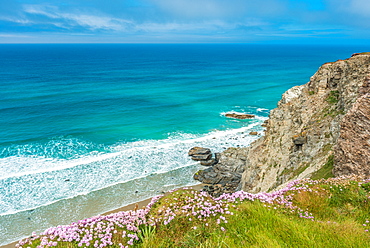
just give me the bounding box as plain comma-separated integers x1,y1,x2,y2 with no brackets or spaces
225,113,255,119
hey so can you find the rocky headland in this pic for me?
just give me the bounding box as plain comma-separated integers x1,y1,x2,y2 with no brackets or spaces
193,53,370,196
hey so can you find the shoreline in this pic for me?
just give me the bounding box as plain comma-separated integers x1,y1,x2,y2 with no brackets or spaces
0,184,204,248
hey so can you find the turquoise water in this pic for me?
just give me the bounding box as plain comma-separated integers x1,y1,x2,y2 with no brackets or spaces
0,44,367,245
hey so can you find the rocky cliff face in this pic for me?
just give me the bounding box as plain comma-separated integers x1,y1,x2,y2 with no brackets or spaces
240,53,370,192
194,53,370,194
334,76,370,176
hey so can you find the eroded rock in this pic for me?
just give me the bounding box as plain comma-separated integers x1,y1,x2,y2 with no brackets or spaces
188,147,212,161
334,91,370,176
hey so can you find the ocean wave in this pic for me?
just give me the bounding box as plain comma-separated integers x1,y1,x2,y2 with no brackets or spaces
257,108,269,112
0,119,266,216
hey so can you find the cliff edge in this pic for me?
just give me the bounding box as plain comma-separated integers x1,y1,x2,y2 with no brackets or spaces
195,53,370,194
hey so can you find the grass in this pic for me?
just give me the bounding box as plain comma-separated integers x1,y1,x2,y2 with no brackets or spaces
310,155,334,180
326,90,340,104
17,176,370,248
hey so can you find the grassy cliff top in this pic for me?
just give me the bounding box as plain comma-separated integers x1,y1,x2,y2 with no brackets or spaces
18,175,370,248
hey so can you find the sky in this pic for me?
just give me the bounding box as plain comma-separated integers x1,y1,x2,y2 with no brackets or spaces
1,0,370,44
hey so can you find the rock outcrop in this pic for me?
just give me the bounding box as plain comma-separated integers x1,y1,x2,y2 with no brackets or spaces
188,147,212,161
193,147,248,196
334,77,370,176
194,53,370,194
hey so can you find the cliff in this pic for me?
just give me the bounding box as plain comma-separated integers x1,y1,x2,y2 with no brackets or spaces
195,53,370,194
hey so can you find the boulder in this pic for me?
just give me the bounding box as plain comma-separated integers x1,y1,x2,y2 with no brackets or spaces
188,147,211,156
188,147,212,161
193,167,241,187
191,153,212,161
199,152,221,166
249,131,258,135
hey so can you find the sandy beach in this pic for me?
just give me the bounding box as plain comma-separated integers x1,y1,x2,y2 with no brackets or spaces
0,184,204,248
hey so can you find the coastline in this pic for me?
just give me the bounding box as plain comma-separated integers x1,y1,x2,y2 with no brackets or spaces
0,184,204,248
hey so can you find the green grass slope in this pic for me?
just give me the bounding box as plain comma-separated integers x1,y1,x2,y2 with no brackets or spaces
18,176,370,248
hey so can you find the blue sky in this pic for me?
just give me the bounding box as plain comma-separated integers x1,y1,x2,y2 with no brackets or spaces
1,0,370,44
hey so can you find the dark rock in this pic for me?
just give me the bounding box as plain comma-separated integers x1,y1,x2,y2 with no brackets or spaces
194,166,241,189
225,113,255,119
200,159,217,166
293,136,306,145
214,153,221,163
188,147,212,161
202,183,239,198
249,131,258,135
188,147,211,156
200,152,221,166
191,153,212,161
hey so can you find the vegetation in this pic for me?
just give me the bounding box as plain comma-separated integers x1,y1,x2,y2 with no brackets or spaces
311,155,335,180
17,176,370,248
326,90,340,104
308,90,315,95
280,162,310,181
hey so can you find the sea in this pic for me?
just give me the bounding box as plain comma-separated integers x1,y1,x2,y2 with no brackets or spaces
0,44,367,245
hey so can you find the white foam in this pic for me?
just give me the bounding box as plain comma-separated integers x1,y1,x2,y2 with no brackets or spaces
257,108,269,112
0,118,266,215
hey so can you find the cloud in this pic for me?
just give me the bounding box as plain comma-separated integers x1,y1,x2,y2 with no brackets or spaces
324,0,370,28
341,0,370,17
22,4,134,31
152,0,288,20
0,0,369,43
0,33,31,38
13,3,273,35
328,0,370,18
